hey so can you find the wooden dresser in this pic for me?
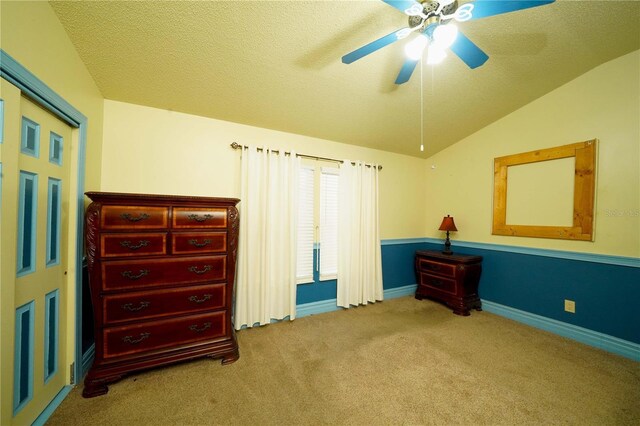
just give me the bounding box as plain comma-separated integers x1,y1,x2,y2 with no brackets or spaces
83,192,240,397
415,250,482,316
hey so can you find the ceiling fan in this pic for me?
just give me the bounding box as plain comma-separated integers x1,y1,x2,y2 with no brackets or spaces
342,0,555,84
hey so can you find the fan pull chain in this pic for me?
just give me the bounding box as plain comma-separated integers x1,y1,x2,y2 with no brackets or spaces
420,57,424,152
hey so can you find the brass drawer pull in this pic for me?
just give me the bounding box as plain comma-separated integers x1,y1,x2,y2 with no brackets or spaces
121,301,150,312
188,265,212,275
120,213,150,222
120,240,151,250
430,278,445,288
189,322,212,333
121,269,150,280
188,294,213,304
187,213,213,223
188,239,212,248
122,333,150,345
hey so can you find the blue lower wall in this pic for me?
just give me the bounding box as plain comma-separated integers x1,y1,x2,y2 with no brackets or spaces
296,243,425,304
297,241,640,346
466,246,639,344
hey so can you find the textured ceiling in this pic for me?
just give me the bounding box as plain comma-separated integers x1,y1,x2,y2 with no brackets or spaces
50,0,640,158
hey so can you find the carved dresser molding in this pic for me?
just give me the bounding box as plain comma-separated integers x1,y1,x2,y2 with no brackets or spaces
83,192,240,397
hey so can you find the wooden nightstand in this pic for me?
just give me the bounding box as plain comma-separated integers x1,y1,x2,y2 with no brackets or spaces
415,250,483,316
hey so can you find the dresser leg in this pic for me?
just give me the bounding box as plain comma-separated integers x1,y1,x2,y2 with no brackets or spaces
220,348,240,365
452,308,471,316
82,379,110,398
449,299,472,316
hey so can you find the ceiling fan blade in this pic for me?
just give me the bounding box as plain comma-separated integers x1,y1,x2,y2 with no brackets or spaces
395,58,419,84
342,29,408,64
468,0,555,20
382,0,423,15
449,31,489,69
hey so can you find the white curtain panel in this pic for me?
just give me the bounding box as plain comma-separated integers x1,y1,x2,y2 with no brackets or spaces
336,161,383,308
235,146,299,330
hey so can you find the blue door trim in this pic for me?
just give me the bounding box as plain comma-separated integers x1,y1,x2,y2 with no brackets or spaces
17,171,38,276
1,49,88,386
0,98,4,143
44,289,60,383
31,385,73,426
14,301,35,415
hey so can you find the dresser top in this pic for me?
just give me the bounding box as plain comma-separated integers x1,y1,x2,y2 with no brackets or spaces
85,191,240,206
416,250,482,264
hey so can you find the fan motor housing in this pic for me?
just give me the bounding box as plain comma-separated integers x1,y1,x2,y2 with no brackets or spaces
409,0,459,28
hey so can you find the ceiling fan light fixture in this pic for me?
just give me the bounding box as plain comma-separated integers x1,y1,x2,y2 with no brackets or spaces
427,46,447,64
452,3,474,22
432,24,458,50
404,34,429,60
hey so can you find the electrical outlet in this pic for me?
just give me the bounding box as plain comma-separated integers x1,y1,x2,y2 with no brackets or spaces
564,299,576,313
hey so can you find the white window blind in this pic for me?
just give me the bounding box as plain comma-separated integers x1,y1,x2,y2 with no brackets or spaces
320,168,339,280
296,167,315,283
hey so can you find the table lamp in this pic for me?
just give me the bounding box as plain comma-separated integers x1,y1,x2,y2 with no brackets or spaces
438,215,457,255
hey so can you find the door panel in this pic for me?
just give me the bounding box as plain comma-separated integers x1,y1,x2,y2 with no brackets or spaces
1,79,75,425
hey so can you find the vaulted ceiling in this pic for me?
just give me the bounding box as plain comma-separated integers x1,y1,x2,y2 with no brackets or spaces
50,0,640,158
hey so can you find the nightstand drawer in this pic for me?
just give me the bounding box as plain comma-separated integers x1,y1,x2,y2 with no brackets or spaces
418,259,456,277
101,233,167,258
101,206,169,230
419,273,456,294
103,311,227,359
172,207,227,229
103,283,226,325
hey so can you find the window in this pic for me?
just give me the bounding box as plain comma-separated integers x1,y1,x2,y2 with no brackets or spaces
295,165,340,283
319,168,338,280
296,167,314,283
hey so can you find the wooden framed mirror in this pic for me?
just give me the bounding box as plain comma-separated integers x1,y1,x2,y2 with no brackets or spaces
492,139,597,241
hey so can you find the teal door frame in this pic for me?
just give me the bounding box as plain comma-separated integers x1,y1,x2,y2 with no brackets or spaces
1,49,89,385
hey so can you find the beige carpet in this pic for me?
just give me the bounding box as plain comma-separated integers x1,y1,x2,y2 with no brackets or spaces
48,296,640,425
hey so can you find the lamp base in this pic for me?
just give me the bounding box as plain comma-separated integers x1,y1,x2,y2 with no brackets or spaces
442,232,453,255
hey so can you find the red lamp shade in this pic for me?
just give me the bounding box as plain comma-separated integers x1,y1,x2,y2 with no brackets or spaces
438,215,458,232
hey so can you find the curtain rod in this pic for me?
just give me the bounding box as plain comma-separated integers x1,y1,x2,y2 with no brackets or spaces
230,142,382,170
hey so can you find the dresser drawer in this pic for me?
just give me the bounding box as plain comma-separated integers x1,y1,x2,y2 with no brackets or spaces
103,311,227,359
101,206,169,230
101,233,167,258
171,232,227,254
172,207,227,229
419,273,456,294
418,259,456,277
102,283,226,325
101,255,227,292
